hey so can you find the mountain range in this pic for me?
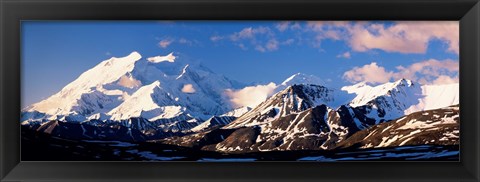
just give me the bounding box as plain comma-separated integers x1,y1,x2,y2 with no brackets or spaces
21,51,460,152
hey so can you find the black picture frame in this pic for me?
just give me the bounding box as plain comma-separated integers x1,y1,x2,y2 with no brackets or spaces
1,0,479,181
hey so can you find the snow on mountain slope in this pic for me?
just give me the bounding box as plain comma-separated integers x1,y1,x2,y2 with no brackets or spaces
336,105,459,149
343,79,421,108
129,55,243,120
108,81,183,121
340,79,423,125
280,73,326,87
163,85,359,152
190,116,237,132
342,79,459,119
405,83,459,114
22,51,244,125
276,73,352,108
221,106,252,117
165,100,459,153
188,107,253,132
182,79,460,153
147,52,176,63
23,52,143,120
212,105,336,152
224,84,335,129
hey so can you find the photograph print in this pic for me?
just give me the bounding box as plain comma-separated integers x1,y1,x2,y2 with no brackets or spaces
21,21,460,161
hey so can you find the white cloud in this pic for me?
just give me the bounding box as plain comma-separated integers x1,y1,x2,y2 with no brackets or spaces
265,39,279,51
303,21,459,55
348,22,459,54
178,38,191,45
255,39,281,52
237,43,248,50
255,45,266,52
343,62,394,84
225,82,277,108
303,21,350,48
343,59,459,85
337,52,351,59
432,75,459,85
276,21,290,32
282,38,295,45
213,21,458,54
275,21,301,32
157,37,198,48
181,84,196,93
158,38,174,48
217,26,291,52
117,75,141,88
229,26,272,41
394,59,459,83
210,35,224,42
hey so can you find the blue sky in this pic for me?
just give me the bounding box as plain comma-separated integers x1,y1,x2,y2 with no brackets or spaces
22,21,459,107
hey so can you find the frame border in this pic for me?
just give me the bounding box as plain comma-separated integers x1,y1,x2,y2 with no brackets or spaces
1,0,479,181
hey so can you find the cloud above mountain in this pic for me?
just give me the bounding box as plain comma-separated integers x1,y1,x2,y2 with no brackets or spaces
157,37,198,49
347,21,459,54
343,59,459,85
117,75,142,88
225,82,277,108
158,38,174,48
337,51,351,59
211,26,295,52
343,62,393,84
303,21,458,54
212,21,458,55
181,84,196,93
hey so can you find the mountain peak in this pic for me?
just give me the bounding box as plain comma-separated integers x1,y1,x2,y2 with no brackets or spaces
393,78,414,87
224,83,334,129
147,52,176,63
346,78,424,121
128,51,142,59
24,51,143,116
285,84,334,105
280,73,325,86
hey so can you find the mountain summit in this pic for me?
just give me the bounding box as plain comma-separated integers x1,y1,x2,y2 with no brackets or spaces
22,52,243,125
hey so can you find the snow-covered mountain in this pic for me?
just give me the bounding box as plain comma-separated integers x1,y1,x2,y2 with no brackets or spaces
342,79,459,121
224,84,336,129
276,73,326,90
23,52,144,122
161,80,459,153
22,52,244,124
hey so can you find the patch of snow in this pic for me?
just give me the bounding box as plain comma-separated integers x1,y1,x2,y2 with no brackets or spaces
147,52,176,63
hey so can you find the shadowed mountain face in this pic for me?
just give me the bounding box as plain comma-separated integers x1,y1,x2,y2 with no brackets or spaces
335,105,459,149
161,104,459,153
27,120,148,142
